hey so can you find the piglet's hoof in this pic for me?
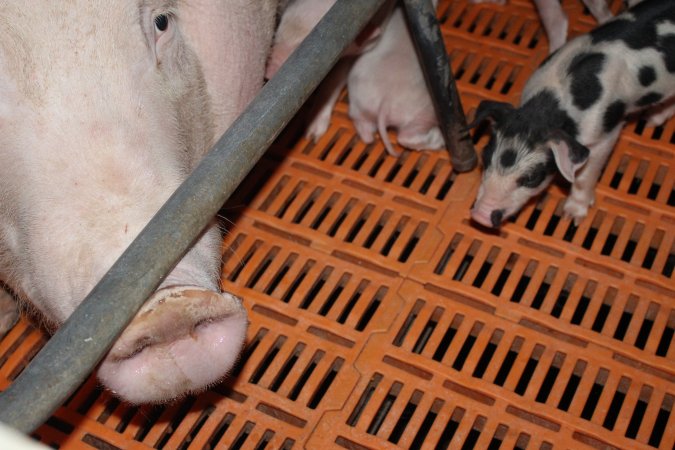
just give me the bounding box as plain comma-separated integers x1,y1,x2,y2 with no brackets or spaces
306,114,332,142
563,198,592,226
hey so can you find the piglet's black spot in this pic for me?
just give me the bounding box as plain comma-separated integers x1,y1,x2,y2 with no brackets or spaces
662,35,675,73
569,142,590,165
591,19,634,46
499,149,517,168
567,53,605,110
638,66,656,86
501,90,579,145
590,1,674,50
545,148,557,172
482,138,496,169
603,100,626,133
517,163,549,189
637,92,663,107
590,2,675,71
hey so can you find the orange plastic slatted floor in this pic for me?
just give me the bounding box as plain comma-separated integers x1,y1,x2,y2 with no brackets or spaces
1,0,673,448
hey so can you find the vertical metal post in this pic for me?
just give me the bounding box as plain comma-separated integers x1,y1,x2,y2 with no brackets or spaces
402,0,477,172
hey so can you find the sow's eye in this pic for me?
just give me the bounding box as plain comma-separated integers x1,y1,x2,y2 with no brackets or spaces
154,14,169,33
152,13,174,48
150,12,177,61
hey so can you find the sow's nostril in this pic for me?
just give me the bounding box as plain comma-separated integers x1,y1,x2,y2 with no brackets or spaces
98,286,248,403
108,286,246,361
490,209,504,227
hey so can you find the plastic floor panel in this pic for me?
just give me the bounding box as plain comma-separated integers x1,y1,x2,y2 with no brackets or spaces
1,0,674,448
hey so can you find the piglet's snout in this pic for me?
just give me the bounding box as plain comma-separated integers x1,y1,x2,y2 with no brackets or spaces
471,205,507,228
98,286,248,404
471,196,506,228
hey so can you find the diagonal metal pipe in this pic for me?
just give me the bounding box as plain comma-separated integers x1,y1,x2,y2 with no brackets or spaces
0,0,388,433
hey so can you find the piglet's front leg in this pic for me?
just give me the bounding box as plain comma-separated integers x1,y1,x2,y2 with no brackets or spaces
306,59,352,141
533,0,569,53
563,130,620,225
582,0,613,24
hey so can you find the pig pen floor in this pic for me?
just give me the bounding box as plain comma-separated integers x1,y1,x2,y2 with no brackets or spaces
1,0,674,449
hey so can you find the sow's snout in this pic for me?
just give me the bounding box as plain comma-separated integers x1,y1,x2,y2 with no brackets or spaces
97,286,247,404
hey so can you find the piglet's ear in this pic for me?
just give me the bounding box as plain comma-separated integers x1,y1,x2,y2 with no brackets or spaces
545,130,590,183
467,101,514,129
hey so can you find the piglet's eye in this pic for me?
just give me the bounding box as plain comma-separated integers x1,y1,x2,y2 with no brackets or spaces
516,163,548,188
154,14,169,32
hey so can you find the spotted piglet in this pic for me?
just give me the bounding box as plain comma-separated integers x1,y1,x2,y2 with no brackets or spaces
470,0,675,228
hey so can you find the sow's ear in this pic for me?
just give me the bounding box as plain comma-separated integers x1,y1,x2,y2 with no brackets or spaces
467,101,514,129
545,130,590,183
179,1,276,139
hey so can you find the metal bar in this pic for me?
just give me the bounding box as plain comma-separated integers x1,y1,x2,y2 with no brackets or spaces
0,0,387,433
402,0,477,172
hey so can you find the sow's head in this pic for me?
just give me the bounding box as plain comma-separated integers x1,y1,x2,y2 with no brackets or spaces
0,0,275,403
468,92,590,228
